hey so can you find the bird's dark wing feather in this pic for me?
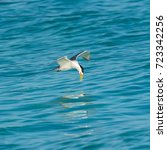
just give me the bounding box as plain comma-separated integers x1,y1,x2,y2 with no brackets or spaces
70,50,90,60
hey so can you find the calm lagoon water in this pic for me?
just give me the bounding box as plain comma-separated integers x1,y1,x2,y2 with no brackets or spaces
0,0,149,149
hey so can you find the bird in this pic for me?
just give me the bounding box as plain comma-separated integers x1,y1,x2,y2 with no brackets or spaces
55,50,90,80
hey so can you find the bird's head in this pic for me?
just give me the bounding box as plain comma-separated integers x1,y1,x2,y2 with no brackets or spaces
79,64,84,81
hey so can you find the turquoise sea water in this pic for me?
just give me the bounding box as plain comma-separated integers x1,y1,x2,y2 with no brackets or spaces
0,0,149,149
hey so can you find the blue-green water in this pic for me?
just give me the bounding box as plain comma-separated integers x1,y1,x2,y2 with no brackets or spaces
0,0,149,149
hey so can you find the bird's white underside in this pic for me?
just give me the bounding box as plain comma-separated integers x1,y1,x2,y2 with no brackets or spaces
57,57,82,73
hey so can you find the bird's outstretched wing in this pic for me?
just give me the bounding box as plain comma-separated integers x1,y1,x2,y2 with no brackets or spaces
56,56,71,67
70,50,90,60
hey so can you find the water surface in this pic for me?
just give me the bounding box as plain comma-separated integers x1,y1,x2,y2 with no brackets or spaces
0,0,149,149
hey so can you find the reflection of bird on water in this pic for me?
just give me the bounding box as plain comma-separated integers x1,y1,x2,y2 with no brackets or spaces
55,50,90,80
58,92,87,108
62,93,85,99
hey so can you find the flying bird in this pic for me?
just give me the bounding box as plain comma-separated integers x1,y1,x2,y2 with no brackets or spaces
55,50,90,80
